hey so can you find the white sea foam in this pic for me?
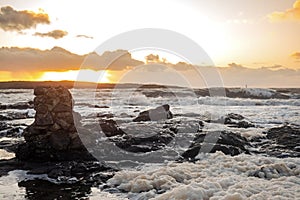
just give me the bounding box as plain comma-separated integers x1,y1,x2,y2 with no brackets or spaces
107,152,300,199
0,149,15,160
1,88,300,199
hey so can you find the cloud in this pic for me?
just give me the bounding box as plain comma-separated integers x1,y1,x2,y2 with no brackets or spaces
0,46,83,72
217,64,300,87
269,0,300,21
172,62,194,71
111,60,300,87
290,52,300,59
227,63,246,69
76,34,93,39
83,49,143,71
0,6,50,31
145,54,160,63
33,29,68,39
0,46,299,87
0,47,143,72
260,65,286,70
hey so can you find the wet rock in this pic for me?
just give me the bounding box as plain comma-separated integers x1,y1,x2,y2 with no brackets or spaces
97,113,114,118
0,102,33,110
10,102,33,110
99,119,125,137
0,122,9,131
98,117,177,153
180,131,251,160
223,113,254,128
111,130,175,153
94,105,109,108
266,125,300,148
133,104,173,122
226,113,244,120
1,127,24,137
254,125,300,158
0,114,12,121
26,160,115,179
16,86,95,162
0,158,24,177
3,112,33,121
206,113,255,128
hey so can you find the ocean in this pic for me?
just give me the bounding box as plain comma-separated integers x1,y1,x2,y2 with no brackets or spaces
0,87,299,199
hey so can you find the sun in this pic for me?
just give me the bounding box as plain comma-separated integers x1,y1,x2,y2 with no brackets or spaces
38,69,111,83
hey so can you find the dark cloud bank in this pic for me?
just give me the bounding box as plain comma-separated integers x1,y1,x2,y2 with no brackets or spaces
0,6,50,31
0,46,299,87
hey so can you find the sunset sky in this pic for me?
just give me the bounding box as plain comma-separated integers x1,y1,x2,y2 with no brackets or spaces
0,0,299,87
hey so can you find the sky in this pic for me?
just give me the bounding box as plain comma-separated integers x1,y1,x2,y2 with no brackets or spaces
0,0,299,87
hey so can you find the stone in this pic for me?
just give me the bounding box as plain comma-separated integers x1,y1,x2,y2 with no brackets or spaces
133,104,173,122
34,86,48,96
49,132,71,151
226,113,244,120
206,113,255,129
7,102,33,110
99,118,177,153
16,86,94,162
53,104,72,113
252,125,300,158
180,131,251,160
99,119,125,137
35,113,54,126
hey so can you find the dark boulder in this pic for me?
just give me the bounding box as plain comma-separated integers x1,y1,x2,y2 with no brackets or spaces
0,102,33,110
98,117,177,153
266,125,300,148
111,130,175,153
16,86,95,162
206,113,255,128
133,104,173,122
257,125,300,157
99,119,125,137
180,131,251,160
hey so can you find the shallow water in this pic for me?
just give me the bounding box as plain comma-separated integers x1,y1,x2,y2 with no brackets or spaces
0,88,299,199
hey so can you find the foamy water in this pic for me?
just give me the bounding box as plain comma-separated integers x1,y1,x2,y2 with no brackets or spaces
0,88,299,199
108,152,300,199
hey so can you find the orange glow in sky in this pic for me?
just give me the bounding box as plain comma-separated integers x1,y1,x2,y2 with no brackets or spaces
38,70,111,83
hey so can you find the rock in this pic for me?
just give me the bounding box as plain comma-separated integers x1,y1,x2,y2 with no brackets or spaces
97,113,114,118
253,125,300,157
98,117,177,153
0,115,12,121
226,113,244,120
0,102,33,110
94,105,109,108
1,126,24,137
0,111,33,121
266,125,300,147
16,86,95,162
0,158,24,177
133,104,173,122
206,113,255,128
111,130,175,153
223,113,254,128
0,122,9,131
15,161,117,198
26,160,115,180
10,102,33,110
180,131,251,160
99,119,125,137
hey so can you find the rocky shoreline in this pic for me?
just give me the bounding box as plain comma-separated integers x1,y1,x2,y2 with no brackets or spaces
0,86,299,199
